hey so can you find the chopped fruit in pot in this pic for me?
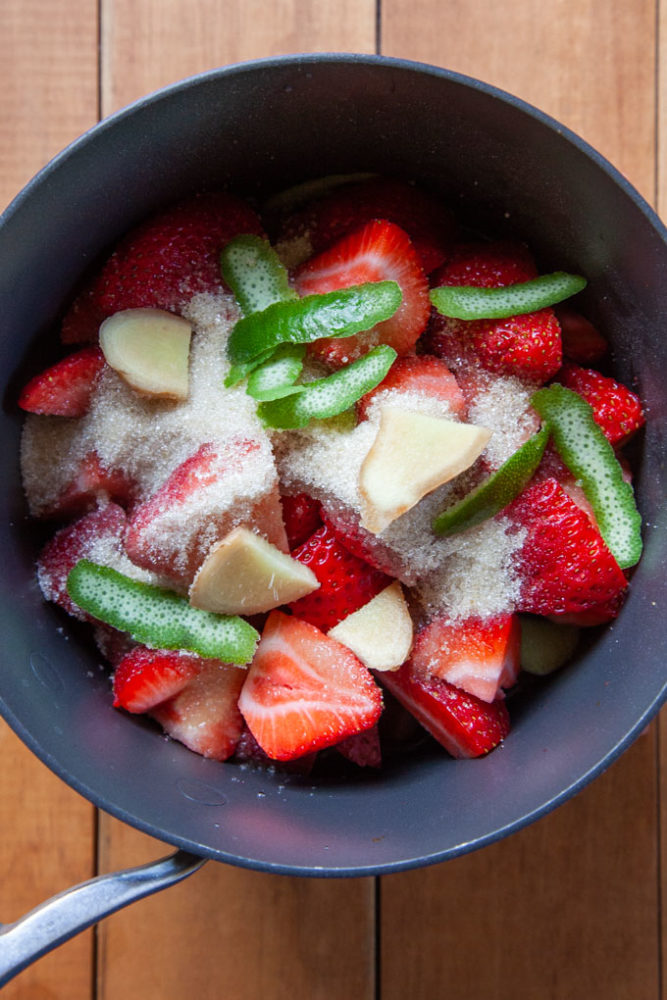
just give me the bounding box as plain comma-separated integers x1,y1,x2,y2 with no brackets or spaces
18,346,105,417
238,610,383,761
19,179,644,772
294,219,430,366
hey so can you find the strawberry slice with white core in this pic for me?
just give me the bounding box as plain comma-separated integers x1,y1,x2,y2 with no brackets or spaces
239,610,383,761
113,646,203,713
409,614,521,704
378,659,510,758
150,661,245,761
295,219,430,367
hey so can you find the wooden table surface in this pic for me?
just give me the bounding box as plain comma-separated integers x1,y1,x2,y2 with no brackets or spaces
1,2,664,997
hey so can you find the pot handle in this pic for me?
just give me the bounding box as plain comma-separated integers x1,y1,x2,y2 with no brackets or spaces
0,848,206,986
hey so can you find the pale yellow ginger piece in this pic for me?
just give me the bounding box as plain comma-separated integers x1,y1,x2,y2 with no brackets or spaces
189,526,319,615
328,581,413,671
99,308,192,401
359,406,492,534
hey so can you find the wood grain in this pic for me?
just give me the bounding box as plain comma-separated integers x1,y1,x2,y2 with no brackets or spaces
0,2,99,997
101,0,377,116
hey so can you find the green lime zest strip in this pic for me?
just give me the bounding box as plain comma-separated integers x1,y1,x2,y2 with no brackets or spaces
531,384,642,569
66,560,259,664
246,343,307,401
429,271,587,320
258,345,398,429
433,425,550,536
224,348,276,388
220,234,298,316
227,280,402,365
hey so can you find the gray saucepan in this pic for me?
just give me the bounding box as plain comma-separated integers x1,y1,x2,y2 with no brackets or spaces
0,54,665,983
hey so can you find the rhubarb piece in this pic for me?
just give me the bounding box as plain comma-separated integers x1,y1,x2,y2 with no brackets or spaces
531,384,642,568
226,280,402,365
220,233,298,315
327,581,413,671
238,610,383,761
257,345,397,429
430,271,586,320
99,308,192,400
359,406,492,534
433,424,549,536
519,615,581,675
189,527,319,615
66,559,259,664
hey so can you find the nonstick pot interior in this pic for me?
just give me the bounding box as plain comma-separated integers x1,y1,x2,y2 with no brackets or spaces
1,54,665,876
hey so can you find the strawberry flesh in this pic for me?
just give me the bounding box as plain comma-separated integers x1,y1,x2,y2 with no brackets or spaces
238,610,383,761
288,522,392,631
113,645,202,713
281,492,323,550
506,478,628,621
378,659,511,758
18,346,105,416
295,219,430,367
357,354,466,421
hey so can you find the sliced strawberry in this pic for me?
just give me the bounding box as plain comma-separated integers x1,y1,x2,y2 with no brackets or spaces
294,219,430,367
555,362,645,446
280,492,322,550
43,451,138,519
150,661,246,760
112,646,203,713
275,177,455,274
288,522,392,631
428,241,562,383
233,725,318,774
357,354,466,421
555,304,608,364
410,614,521,704
37,503,128,619
320,504,417,585
61,192,263,343
377,659,510,758
125,438,287,585
506,478,628,622
238,610,382,761
335,724,382,768
18,346,105,416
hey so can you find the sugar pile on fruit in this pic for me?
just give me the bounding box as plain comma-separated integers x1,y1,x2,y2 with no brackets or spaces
18,177,644,768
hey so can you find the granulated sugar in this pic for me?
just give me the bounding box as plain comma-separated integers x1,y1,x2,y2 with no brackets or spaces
21,292,271,516
467,373,540,468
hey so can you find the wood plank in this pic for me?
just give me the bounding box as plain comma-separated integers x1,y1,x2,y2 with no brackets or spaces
379,2,661,999
101,0,377,116
97,4,377,999
382,0,656,202
0,2,99,997
381,732,659,1000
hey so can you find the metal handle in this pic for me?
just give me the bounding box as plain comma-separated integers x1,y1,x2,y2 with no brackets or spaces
0,848,206,986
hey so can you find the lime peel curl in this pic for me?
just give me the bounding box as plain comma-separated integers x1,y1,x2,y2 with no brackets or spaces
429,271,586,320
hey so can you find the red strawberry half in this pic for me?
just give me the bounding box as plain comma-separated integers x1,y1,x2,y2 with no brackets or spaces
506,477,628,622
43,451,138,520
18,346,105,417
61,191,263,343
428,241,562,383
295,219,430,367
357,354,466,421
288,522,392,631
378,658,511,758
37,503,128,619
238,610,383,761
275,176,455,274
280,492,323,550
410,614,521,704
556,362,645,446
555,304,607,364
151,661,246,761
113,646,203,713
